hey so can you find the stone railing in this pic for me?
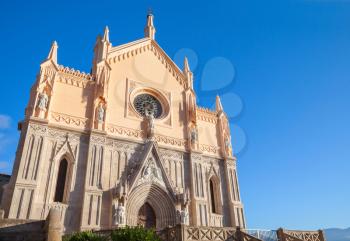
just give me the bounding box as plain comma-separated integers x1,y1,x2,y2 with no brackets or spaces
185,225,238,241
210,214,224,227
90,226,326,241
277,229,326,241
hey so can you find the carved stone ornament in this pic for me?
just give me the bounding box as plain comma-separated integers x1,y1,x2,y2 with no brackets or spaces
37,92,49,110
97,104,105,123
113,201,126,226
225,137,233,157
145,109,155,139
190,126,198,144
177,206,189,225
138,157,165,187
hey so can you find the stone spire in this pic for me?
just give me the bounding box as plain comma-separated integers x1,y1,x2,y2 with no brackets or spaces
47,41,58,64
183,57,190,73
216,95,224,113
183,57,193,89
103,26,110,42
92,26,111,75
144,13,156,40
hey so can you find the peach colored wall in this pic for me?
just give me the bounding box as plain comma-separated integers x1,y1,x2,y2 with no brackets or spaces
197,120,220,147
50,80,94,119
107,50,186,140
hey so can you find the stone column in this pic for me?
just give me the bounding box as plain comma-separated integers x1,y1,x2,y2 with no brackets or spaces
45,207,62,241
276,228,286,241
318,230,326,241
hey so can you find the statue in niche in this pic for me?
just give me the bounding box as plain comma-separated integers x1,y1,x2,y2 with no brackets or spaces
225,137,233,157
37,92,49,110
190,126,198,144
113,201,125,226
177,205,189,225
145,108,155,138
180,207,189,225
143,163,152,179
97,104,105,123
177,188,190,225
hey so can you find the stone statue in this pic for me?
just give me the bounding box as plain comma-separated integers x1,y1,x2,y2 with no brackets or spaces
145,109,155,138
140,159,164,186
184,188,190,206
112,202,118,225
37,92,49,110
190,127,198,144
225,137,232,157
97,104,105,123
113,202,125,226
143,163,152,179
180,207,189,225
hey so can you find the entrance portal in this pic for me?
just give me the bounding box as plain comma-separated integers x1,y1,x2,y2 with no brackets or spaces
137,202,156,229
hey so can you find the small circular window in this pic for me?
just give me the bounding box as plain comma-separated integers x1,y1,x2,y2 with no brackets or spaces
133,94,163,118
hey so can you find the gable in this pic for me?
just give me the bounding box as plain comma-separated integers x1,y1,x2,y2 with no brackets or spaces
127,141,176,198
107,39,187,89
106,39,189,142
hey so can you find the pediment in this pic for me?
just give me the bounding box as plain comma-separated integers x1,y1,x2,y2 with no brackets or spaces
127,141,176,197
106,38,188,89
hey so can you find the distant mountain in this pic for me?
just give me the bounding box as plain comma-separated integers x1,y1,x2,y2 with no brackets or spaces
325,228,350,241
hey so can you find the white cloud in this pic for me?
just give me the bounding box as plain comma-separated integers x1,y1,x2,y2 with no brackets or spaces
0,115,11,129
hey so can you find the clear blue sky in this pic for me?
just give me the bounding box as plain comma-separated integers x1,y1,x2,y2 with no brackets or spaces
0,0,349,231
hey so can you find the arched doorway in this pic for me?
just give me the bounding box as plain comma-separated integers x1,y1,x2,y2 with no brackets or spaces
125,183,176,229
137,202,156,228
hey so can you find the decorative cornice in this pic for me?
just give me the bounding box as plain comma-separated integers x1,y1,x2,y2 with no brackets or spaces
199,144,220,155
106,124,187,149
58,65,93,81
55,65,95,89
50,112,90,129
106,124,144,138
197,107,218,124
197,106,217,115
154,134,187,148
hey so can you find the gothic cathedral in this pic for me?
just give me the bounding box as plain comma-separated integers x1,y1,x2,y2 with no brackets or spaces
0,14,245,233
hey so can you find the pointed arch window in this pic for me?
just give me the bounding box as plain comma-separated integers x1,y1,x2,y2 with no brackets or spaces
209,178,216,213
209,177,222,214
54,158,68,202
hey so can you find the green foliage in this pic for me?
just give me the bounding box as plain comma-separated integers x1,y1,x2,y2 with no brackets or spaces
111,226,162,241
63,231,107,241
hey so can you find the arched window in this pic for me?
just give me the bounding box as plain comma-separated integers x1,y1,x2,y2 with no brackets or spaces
209,177,222,214
209,178,217,213
54,159,68,202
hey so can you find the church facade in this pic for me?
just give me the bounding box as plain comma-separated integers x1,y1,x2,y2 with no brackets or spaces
0,14,245,233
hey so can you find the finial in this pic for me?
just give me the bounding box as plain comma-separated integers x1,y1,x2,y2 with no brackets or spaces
183,57,193,89
147,7,153,16
47,41,58,64
184,57,190,73
103,26,110,42
144,12,156,40
216,95,224,112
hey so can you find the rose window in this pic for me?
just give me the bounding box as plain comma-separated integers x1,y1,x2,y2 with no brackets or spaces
133,94,163,118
